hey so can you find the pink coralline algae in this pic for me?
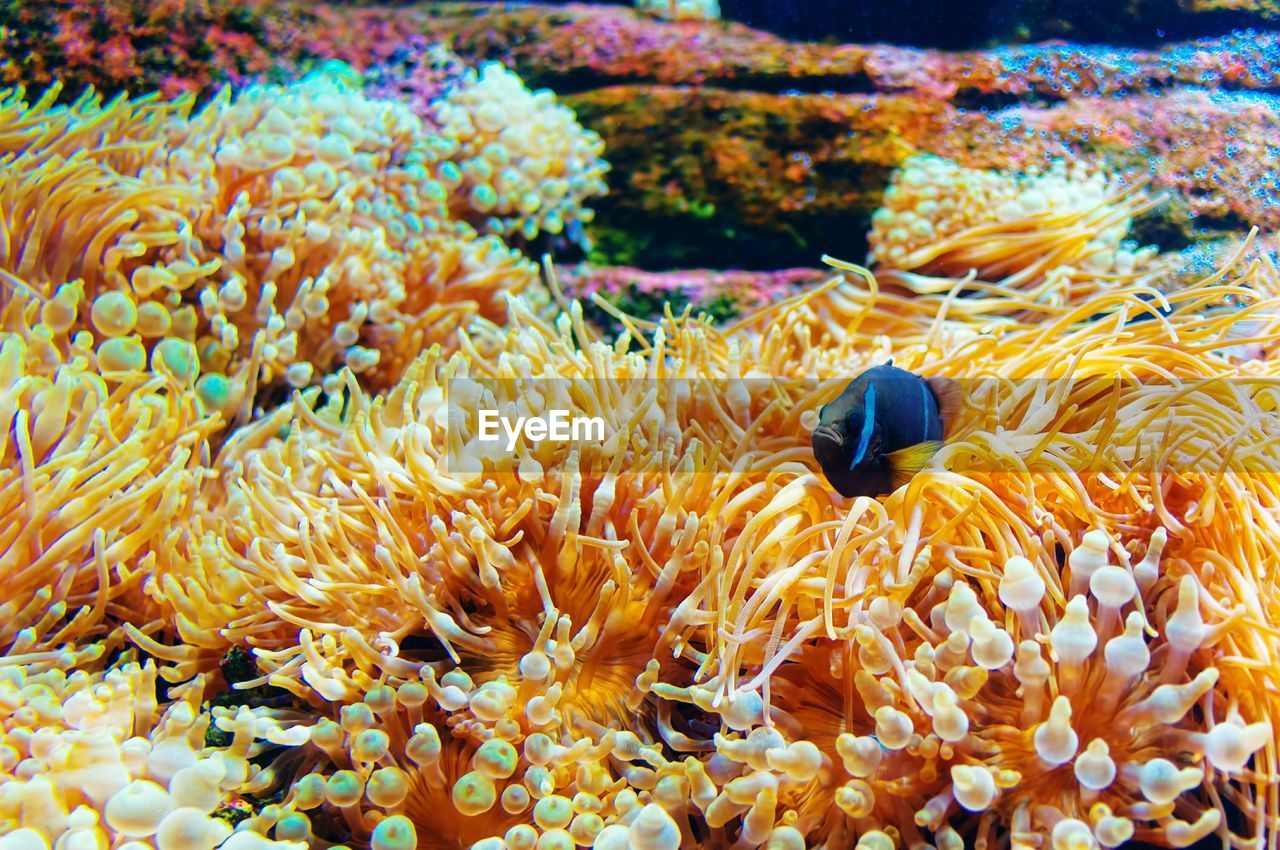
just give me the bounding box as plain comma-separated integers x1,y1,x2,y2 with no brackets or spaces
403,3,1280,99
8,3,1280,112
559,264,826,316
968,90,1280,229
362,40,471,117
0,0,286,96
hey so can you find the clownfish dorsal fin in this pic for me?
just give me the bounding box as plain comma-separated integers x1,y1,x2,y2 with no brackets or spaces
926,376,965,434
886,441,944,490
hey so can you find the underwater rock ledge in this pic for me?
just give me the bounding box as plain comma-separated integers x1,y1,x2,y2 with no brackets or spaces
4,1,1280,269
566,85,1280,270
327,3,1280,268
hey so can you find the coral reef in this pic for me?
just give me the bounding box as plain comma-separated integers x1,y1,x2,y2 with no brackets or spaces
635,0,722,22
397,4,1280,96
866,156,1164,306
560,83,1280,268
363,41,469,115
0,0,283,96
6,3,1280,268
0,657,305,850
559,265,825,326
1000,89,1280,230
560,85,943,270
10,1,1280,101
3,5,1280,850
377,5,1280,267
0,66,545,420
423,62,609,245
119,252,1280,850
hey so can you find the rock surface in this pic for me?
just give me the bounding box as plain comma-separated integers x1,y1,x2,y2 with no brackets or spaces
2,1,1277,270
295,3,1280,267
566,84,1280,268
560,263,826,327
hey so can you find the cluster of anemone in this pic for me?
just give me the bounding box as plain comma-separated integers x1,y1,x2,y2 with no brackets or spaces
426,62,610,246
151,66,539,404
0,280,217,664
634,0,723,21
115,249,1280,850
0,66,544,424
0,658,304,850
867,155,1165,306
665,530,1269,849
365,47,611,247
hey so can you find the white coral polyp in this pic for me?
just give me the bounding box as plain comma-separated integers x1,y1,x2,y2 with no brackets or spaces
0,661,295,850
868,155,1158,281
430,63,609,244
635,0,722,20
664,527,1270,850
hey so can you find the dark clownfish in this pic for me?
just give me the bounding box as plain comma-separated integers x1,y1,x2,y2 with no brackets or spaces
810,362,962,498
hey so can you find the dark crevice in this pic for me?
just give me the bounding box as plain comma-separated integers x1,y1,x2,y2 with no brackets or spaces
538,72,1280,105
715,0,1279,51
1131,204,1198,255
583,209,872,273
527,69,881,98
950,89,1050,112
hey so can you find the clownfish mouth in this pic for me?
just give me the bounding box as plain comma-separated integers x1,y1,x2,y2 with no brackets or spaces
811,424,843,445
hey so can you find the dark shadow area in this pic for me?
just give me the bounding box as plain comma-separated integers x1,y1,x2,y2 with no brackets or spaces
721,0,1014,49
527,65,880,97
586,205,871,271
718,0,1269,49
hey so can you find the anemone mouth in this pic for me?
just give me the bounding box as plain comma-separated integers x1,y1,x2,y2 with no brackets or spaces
811,424,843,445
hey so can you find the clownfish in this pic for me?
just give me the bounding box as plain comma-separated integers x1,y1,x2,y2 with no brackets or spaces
810,362,961,498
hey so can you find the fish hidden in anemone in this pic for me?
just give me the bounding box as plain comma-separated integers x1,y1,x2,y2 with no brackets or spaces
811,362,961,497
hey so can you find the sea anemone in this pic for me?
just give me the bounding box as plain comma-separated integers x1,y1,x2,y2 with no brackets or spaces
428,63,610,245
0,82,190,171
0,655,304,850
868,155,1165,307
141,247,1280,850
653,255,1280,849
151,66,518,409
0,69,541,424
0,277,217,664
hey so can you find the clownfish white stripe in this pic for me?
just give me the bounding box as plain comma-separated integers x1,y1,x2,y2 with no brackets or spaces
920,381,931,439
850,383,877,469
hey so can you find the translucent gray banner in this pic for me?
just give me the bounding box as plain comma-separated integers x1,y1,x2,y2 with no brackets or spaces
441,376,1280,477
